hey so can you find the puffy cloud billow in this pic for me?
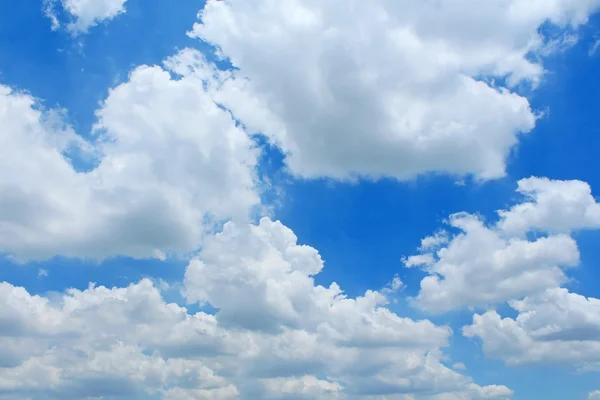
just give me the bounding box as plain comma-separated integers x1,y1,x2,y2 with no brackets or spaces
0,218,511,400
188,0,600,181
0,60,259,261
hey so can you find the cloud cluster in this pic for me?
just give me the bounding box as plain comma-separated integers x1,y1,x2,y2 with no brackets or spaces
464,288,600,369
188,0,600,181
406,177,600,371
0,218,511,399
0,60,259,261
497,177,600,235
404,176,600,312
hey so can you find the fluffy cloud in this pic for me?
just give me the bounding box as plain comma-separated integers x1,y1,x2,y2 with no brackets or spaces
43,0,127,33
464,288,600,369
186,0,600,181
0,219,511,399
497,177,600,235
0,58,259,261
590,391,600,400
403,177,600,312
63,0,127,33
404,212,579,312
184,218,450,346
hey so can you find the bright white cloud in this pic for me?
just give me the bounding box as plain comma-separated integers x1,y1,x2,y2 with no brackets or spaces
0,57,259,261
464,288,600,369
404,177,600,312
185,218,449,345
0,219,512,399
186,0,600,181
590,390,600,400
404,213,579,312
63,0,127,33
497,177,600,235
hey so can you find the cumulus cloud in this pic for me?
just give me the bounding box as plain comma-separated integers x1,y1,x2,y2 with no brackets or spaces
0,219,512,399
185,0,600,181
43,0,127,33
497,177,600,235
464,288,600,369
0,57,259,261
403,176,600,312
590,391,600,400
404,212,580,312
63,0,127,33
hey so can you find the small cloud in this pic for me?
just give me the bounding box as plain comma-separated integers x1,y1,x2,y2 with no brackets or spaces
402,253,435,268
589,39,600,56
37,269,49,279
452,362,467,370
43,0,60,31
153,249,167,261
151,278,171,292
589,390,600,400
382,274,404,295
539,32,579,56
419,231,449,251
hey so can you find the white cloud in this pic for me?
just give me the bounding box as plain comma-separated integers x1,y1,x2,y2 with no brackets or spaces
590,390,600,400
186,0,600,181
419,232,450,252
43,0,60,31
403,253,436,268
0,57,260,261
404,177,600,312
497,177,600,235
42,0,127,33
62,0,128,33
184,218,449,344
589,39,600,56
464,288,600,369
452,363,467,371
405,213,579,312
0,219,512,399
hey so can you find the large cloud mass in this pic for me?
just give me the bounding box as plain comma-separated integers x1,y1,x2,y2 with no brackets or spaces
0,59,259,261
188,0,600,181
0,218,512,399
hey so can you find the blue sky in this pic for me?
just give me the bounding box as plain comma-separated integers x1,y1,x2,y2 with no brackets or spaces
2,1,600,399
